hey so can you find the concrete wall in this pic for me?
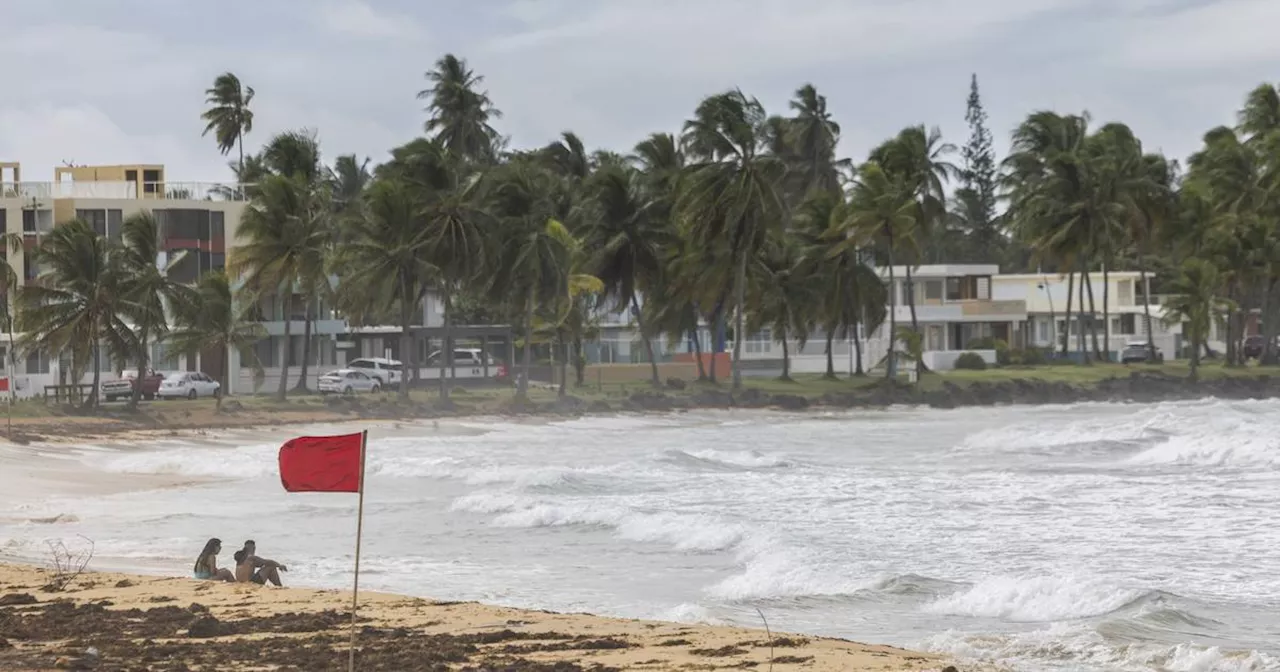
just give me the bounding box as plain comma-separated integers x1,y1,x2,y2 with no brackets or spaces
560,362,699,386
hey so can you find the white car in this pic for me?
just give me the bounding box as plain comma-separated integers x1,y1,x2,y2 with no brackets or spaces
156,371,221,400
421,349,507,380
318,369,381,395
347,357,403,389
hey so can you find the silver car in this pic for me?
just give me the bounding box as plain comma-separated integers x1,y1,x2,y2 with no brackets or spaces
317,369,381,395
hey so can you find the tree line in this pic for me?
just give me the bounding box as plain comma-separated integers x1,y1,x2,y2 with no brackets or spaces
10,56,1280,404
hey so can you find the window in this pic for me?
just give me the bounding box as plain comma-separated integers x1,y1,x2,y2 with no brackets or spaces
924,280,943,301
946,277,961,301
1120,314,1136,335
1037,319,1049,343
1118,281,1133,306
76,209,107,235
253,337,278,368
210,211,225,240
26,349,49,375
107,209,122,238
22,209,35,233
0,208,5,234
125,170,138,184
143,169,161,194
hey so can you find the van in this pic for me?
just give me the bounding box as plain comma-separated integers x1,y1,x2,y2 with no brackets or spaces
421,349,506,380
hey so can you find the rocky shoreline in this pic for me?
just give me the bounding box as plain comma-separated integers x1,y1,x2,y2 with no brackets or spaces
6,370,1273,443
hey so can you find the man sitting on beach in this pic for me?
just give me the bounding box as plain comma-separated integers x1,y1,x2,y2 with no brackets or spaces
233,540,287,587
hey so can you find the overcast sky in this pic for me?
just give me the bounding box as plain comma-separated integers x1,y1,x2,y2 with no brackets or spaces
2,0,1277,183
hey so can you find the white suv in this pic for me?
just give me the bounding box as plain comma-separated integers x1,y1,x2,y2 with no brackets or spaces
347,357,403,389
423,349,505,380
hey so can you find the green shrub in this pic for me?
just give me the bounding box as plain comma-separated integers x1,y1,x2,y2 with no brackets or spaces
1016,347,1049,366
964,338,1009,365
954,352,988,370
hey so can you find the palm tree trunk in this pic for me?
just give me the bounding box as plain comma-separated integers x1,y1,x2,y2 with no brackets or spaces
130,327,148,409
558,333,568,398
439,288,452,400
1263,277,1279,365
1101,261,1111,362
824,330,835,379
399,282,413,401
1084,269,1101,360
91,341,101,409
691,325,707,381
779,326,791,381
853,321,865,376
1077,263,1089,363
294,297,314,392
732,253,747,391
518,286,534,399
1140,261,1157,357
905,263,926,375
1063,270,1075,358
885,244,898,380
573,334,586,386
277,292,292,400
632,295,660,387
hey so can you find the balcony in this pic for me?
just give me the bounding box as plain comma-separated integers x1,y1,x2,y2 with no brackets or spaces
0,181,251,202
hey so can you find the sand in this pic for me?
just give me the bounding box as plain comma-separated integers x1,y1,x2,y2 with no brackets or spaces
0,563,979,671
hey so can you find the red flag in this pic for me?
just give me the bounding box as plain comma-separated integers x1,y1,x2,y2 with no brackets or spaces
278,433,364,493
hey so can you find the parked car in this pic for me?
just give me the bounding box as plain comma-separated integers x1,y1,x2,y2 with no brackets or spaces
102,368,165,402
347,357,403,389
421,348,507,380
156,371,221,400
317,369,381,395
1120,341,1163,364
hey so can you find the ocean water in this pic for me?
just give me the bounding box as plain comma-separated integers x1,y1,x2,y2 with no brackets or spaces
2,402,1279,671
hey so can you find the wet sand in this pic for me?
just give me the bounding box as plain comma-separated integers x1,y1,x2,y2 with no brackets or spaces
0,563,975,671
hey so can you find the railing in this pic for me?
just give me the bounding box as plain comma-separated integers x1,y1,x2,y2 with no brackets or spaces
0,181,252,202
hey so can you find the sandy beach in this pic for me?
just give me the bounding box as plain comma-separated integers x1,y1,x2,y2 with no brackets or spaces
0,562,970,671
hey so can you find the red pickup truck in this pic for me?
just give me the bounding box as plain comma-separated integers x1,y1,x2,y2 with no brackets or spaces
102,369,165,402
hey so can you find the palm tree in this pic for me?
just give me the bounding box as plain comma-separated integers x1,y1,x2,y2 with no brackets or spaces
749,235,819,381
787,84,847,197
835,162,915,379
796,192,886,378
336,179,435,400
584,163,667,386
680,90,786,390
326,154,373,214
0,232,23,415
168,271,267,410
872,126,957,371
418,54,503,164
17,219,135,408
201,72,255,179
417,147,491,400
258,130,329,390
1004,111,1098,361
485,160,576,399
117,212,179,408
230,175,328,400
1163,259,1232,381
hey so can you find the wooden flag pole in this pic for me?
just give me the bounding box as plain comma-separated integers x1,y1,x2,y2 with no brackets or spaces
348,430,368,672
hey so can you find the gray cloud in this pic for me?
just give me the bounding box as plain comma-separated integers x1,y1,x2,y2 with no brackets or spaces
1,0,1276,185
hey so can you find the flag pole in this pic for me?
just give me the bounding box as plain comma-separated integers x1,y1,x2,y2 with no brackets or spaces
348,430,367,672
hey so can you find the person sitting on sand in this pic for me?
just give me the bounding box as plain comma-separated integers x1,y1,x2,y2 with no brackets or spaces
233,540,287,586
193,538,235,582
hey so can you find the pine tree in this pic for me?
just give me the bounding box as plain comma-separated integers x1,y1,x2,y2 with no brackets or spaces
957,74,1001,261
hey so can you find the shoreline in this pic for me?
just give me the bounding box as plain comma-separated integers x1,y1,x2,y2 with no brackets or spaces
4,368,1280,443
0,562,975,671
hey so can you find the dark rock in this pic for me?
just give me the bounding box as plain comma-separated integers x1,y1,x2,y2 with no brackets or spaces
113,580,134,589
0,593,37,606
770,394,809,410
186,615,225,638
941,667,959,672
587,400,612,413
665,377,687,390
0,637,9,649
734,388,767,408
691,389,733,407
626,391,674,412
187,603,209,614
544,396,585,415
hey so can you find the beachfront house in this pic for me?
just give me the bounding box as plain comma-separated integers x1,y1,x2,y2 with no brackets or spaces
991,272,1192,361
861,264,1029,371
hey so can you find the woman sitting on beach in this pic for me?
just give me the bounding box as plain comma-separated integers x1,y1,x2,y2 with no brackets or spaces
233,540,287,587
193,538,235,582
